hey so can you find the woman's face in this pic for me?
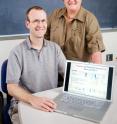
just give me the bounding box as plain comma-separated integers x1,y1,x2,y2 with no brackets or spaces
63,0,82,11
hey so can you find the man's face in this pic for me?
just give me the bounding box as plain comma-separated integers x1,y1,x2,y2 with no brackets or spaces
63,0,82,11
26,9,47,38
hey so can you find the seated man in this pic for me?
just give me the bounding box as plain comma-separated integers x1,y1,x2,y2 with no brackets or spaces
6,6,66,124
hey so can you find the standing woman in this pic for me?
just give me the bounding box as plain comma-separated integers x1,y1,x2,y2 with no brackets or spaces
45,0,105,64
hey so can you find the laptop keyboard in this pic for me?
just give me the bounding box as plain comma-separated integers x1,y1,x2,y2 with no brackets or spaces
60,94,105,109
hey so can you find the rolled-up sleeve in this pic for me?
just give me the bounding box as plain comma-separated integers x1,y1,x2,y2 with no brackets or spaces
85,13,105,54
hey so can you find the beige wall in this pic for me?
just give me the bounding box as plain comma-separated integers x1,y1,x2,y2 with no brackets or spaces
102,31,117,63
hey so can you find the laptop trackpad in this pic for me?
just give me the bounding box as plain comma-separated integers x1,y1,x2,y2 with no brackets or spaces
56,101,84,114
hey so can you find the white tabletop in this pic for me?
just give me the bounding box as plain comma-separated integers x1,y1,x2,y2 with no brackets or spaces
18,75,117,124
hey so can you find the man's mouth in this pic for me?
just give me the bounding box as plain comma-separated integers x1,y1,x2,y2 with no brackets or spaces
35,28,44,31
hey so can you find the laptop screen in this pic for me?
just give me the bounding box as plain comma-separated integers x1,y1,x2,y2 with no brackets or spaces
64,61,113,100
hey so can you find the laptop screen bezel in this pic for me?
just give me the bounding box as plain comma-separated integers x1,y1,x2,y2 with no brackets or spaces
63,60,114,101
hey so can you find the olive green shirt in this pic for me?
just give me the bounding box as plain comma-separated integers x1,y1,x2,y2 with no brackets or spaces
45,7,105,61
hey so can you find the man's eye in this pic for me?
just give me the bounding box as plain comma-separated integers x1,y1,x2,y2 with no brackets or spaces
31,19,46,24
33,20,39,23
42,19,46,22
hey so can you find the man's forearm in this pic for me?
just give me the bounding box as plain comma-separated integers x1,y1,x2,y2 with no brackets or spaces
7,83,57,112
7,83,32,104
91,52,102,64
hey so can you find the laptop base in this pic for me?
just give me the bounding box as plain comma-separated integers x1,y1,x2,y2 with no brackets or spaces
54,93,111,123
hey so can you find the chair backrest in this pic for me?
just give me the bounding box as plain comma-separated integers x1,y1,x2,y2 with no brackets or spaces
1,60,8,93
1,59,12,124
1,59,12,101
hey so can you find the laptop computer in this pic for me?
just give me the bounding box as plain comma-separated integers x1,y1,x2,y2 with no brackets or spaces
54,60,114,123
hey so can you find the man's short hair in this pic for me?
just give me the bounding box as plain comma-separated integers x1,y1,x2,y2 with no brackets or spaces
26,6,46,21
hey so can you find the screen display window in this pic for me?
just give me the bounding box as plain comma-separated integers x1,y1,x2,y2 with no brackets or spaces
68,63,109,99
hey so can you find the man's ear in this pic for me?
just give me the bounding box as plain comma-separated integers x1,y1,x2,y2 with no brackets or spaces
25,20,29,29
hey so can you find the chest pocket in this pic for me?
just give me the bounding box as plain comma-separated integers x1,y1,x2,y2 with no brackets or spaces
50,25,58,32
50,23,65,46
71,21,85,49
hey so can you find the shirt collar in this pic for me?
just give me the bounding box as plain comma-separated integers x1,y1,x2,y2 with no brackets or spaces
26,37,47,50
58,7,86,22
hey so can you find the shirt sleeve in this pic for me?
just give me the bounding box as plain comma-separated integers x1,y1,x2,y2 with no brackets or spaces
6,49,22,84
85,13,105,54
55,44,66,77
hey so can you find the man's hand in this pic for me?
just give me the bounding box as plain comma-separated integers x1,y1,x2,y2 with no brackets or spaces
91,52,102,64
29,95,57,112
